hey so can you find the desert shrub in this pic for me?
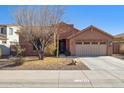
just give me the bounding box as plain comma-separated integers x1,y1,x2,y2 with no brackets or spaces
15,45,25,57
44,48,55,56
9,57,24,66
44,43,56,56
9,43,25,66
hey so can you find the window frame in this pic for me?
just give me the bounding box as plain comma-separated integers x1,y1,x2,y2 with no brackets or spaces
92,42,98,45
9,28,13,35
76,41,82,45
100,42,106,45
0,27,6,34
84,42,90,45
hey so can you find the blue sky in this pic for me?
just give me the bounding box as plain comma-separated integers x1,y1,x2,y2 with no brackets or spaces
0,5,124,35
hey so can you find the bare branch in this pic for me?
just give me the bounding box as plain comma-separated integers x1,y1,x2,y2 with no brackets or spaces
13,6,64,60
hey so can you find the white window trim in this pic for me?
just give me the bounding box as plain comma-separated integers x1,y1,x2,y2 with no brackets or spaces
9,28,13,35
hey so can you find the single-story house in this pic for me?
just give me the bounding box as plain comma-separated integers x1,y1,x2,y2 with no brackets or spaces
20,22,114,56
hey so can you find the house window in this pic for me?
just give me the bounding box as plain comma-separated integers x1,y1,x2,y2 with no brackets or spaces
84,42,90,45
9,28,13,35
76,42,82,44
2,41,6,44
100,42,106,45
92,42,98,45
0,28,6,34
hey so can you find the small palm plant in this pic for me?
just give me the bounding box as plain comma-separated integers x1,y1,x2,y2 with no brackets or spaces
15,43,25,57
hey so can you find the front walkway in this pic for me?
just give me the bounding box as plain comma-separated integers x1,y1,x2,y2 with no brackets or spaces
0,70,124,88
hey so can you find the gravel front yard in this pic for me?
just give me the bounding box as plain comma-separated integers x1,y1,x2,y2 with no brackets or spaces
0,57,90,70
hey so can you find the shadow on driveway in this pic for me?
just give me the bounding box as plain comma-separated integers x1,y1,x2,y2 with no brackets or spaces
113,54,124,60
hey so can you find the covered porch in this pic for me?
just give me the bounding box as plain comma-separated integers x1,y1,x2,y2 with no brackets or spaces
59,39,69,54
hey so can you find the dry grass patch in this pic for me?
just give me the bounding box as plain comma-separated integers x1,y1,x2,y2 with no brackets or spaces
0,57,90,70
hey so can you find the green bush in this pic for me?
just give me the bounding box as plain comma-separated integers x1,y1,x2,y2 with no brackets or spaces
53,49,71,56
53,49,60,56
64,50,71,56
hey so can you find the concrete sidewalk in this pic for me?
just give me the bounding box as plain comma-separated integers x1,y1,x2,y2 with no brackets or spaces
0,70,124,88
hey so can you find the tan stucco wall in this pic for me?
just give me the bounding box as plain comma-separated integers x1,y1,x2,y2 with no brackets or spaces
69,27,113,56
120,43,124,54
113,42,120,54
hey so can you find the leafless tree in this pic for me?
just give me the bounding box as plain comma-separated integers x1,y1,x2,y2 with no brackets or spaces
13,6,64,60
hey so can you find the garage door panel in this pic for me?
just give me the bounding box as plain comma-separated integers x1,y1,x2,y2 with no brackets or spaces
76,45,82,56
76,42,107,56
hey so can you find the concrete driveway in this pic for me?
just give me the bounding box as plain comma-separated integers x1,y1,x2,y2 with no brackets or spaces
78,56,124,87
79,56,124,70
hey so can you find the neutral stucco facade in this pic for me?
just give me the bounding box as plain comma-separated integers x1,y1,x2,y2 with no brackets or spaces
113,34,124,54
0,25,19,56
68,26,113,56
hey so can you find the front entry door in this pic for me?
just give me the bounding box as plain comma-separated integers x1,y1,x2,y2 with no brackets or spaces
59,39,66,54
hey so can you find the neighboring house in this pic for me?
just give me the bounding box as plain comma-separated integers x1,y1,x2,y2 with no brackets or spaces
20,22,114,56
0,25,19,56
113,33,124,54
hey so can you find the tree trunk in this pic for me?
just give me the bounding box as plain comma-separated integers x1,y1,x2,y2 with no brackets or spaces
37,50,44,60
33,43,44,60
37,51,44,60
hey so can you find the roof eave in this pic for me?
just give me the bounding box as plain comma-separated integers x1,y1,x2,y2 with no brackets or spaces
67,25,113,39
